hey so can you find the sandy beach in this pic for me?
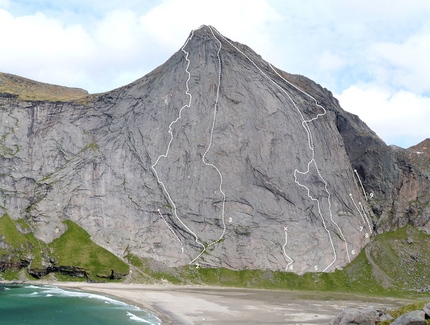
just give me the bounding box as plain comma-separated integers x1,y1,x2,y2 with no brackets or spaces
52,282,413,325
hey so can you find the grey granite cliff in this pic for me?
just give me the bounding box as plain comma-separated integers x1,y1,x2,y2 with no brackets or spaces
1,25,429,274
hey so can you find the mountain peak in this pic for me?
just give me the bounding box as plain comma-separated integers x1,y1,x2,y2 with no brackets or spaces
0,27,429,279
408,138,430,157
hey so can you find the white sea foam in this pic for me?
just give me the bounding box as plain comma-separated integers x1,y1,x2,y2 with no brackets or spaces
19,286,161,324
126,312,153,324
3,285,161,325
38,286,129,306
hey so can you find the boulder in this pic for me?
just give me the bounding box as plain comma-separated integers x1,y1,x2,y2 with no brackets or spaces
391,310,426,325
379,311,394,322
329,306,379,325
423,303,430,318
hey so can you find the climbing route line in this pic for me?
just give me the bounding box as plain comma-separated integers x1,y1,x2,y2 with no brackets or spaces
349,194,367,226
282,227,294,271
349,194,373,236
211,26,350,271
151,26,227,266
294,158,340,272
269,66,351,267
203,26,227,247
151,29,206,261
270,67,352,268
158,209,183,247
359,202,373,235
354,169,368,201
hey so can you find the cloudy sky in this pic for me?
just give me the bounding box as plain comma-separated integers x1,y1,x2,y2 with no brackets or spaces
0,0,429,148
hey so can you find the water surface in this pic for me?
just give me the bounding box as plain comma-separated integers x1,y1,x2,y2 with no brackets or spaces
0,284,161,324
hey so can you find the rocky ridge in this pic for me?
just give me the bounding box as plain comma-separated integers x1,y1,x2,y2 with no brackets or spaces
0,25,429,276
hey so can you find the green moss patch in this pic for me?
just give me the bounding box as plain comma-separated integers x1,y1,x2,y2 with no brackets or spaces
0,214,27,247
49,220,129,280
380,300,430,324
0,215,45,270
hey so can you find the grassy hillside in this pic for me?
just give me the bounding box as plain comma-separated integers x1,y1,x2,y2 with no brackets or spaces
49,220,129,280
125,249,387,294
0,216,129,281
0,214,30,262
1,213,428,293
125,225,430,297
367,225,430,290
0,72,89,101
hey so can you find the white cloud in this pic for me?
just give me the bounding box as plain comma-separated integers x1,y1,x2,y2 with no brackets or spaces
0,0,282,93
336,85,430,147
140,0,282,61
0,10,95,86
0,1,429,147
370,29,430,94
0,8,160,92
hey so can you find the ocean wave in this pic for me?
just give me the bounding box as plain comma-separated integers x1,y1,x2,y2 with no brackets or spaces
12,285,161,324
39,286,130,306
126,312,153,324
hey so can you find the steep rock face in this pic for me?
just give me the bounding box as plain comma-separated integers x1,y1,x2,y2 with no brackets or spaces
0,25,428,274
336,110,430,233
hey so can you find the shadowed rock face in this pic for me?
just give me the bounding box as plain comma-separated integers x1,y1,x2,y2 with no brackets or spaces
0,25,429,274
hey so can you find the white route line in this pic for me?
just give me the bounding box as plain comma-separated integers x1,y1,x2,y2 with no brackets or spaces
349,194,367,226
157,209,184,247
294,161,342,271
151,29,206,261
151,26,227,266
349,194,373,235
268,66,351,267
203,26,227,247
358,202,373,235
210,26,350,271
282,227,294,271
209,28,351,272
354,169,368,201
269,67,353,268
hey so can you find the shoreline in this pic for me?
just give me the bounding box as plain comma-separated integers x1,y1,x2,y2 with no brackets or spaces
1,281,419,324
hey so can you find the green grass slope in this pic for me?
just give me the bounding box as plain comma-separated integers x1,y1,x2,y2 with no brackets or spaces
49,220,129,281
1,215,129,282
0,72,89,101
126,225,430,298
366,224,430,291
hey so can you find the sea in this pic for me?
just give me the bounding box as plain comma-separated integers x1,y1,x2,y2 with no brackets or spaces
0,284,161,325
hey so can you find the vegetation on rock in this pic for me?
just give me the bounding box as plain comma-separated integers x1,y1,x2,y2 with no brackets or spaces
0,216,129,282
0,72,88,102
48,220,129,280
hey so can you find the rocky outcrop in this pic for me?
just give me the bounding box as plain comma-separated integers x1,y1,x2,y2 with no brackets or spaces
391,310,426,325
423,303,430,318
331,304,430,325
0,260,29,272
1,25,429,275
28,265,88,279
329,306,380,324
